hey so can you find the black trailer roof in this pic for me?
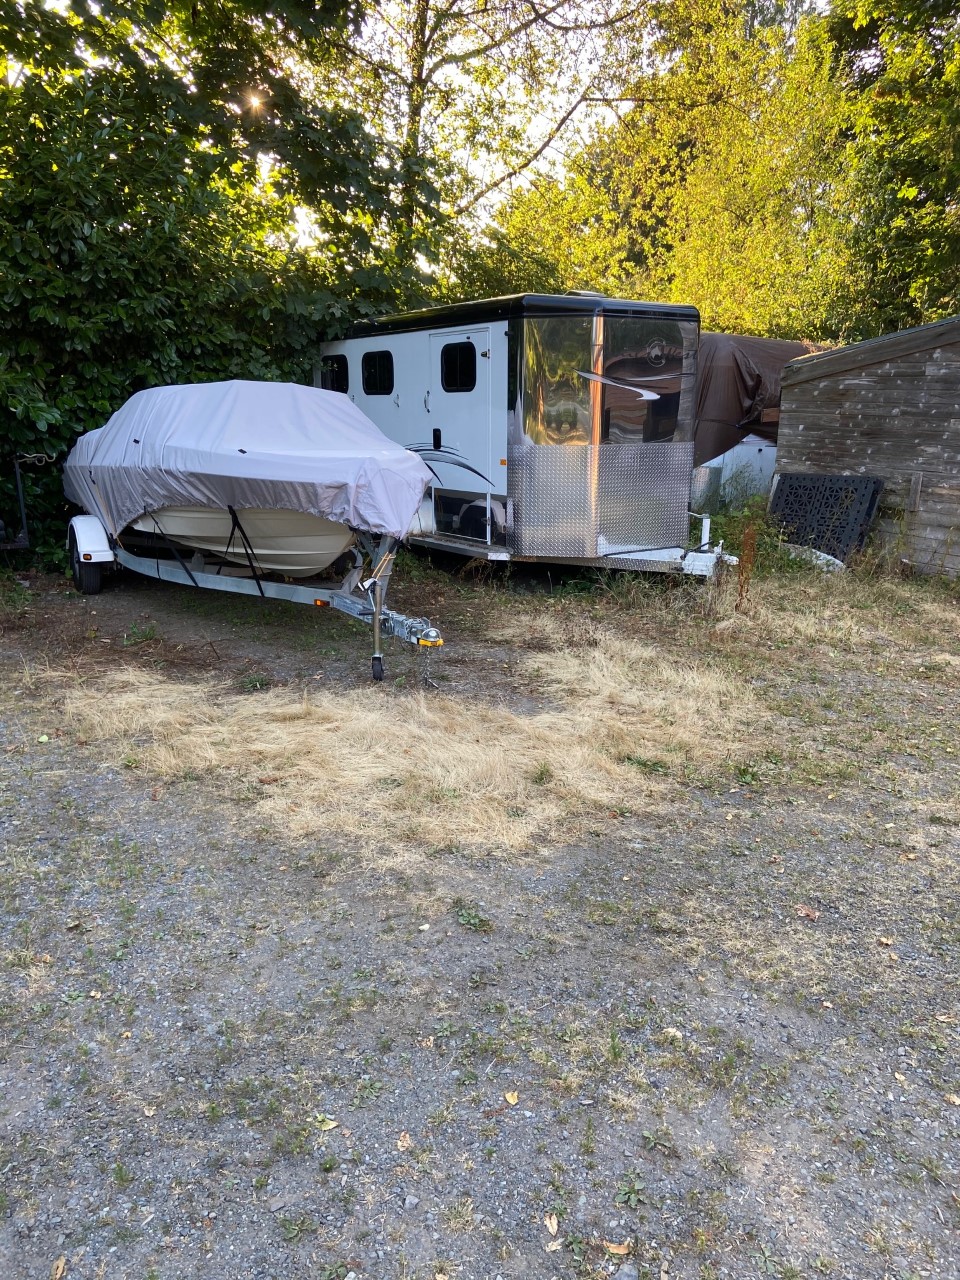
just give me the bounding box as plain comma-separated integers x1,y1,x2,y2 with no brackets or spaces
346,293,700,337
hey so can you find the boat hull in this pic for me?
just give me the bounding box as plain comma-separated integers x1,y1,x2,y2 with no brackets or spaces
130,507,355,578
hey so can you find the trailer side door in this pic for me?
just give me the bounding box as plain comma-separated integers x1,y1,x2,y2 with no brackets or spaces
425,329,493,499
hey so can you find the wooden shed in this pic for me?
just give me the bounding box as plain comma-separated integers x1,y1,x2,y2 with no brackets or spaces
777,316,960,577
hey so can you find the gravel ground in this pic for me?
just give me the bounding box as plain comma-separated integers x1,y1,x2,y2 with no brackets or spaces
1,564,958,1280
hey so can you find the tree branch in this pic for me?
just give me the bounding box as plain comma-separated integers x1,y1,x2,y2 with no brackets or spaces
454,87,588,214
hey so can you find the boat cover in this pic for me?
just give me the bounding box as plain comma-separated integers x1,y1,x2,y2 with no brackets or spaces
63,380,433,540
695,333,822,466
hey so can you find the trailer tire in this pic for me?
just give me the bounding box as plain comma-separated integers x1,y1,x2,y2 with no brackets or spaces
69,530,103,595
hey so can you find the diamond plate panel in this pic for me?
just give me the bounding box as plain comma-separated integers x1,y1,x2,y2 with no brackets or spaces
597,442,694,551
508,441,694,558
509,442,595,557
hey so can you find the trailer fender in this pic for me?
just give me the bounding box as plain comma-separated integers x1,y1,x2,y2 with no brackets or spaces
67,514,115,562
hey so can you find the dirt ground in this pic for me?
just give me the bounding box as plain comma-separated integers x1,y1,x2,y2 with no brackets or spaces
1,556,958,1280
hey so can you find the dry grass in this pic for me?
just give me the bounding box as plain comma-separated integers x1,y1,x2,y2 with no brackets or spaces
731,572,960,655
55,623,766,851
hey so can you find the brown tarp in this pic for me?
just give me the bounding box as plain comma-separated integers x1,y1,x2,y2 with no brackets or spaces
694,332,822,465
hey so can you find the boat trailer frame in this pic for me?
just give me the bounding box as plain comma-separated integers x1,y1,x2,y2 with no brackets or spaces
68,516,443,681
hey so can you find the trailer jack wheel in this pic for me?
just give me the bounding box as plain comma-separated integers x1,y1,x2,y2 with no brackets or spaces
372,656,384,682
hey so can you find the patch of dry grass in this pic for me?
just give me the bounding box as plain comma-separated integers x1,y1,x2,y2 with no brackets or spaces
731,572,960,656
55,623,766,850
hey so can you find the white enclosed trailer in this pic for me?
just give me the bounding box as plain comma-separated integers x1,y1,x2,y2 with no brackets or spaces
318,293,724,575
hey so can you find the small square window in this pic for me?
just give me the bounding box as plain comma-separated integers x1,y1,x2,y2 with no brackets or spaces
319,354,349,393
440,341,477,393
361,349,395,395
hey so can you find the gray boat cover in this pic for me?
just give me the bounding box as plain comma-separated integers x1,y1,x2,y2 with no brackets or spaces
63,380,433,540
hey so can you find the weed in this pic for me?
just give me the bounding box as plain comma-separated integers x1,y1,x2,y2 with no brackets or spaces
111,1161,134,1188
622,754,669,774
453,898,493,932
443,1195,475,1231
122,621,157,647
279,1214,317,1243
607,1026,626,1063
580,1115,596,1156
272,1123,312,1156
352,1076,384,1107
615,1172,647,1209
642,1127,679,1158
238,673,273,692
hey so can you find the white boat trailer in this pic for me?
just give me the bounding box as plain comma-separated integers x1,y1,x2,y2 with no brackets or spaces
67,515,443,681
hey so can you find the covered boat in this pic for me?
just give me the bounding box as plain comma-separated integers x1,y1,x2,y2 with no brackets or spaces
63,380,433,577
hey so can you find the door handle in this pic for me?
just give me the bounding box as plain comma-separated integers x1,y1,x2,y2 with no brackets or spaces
424,390,431,413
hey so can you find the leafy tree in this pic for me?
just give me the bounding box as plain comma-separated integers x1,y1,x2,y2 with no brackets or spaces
643,8,855,338
828,0,960,331
453,1,854,339
0,0,428,558
332,0,649,246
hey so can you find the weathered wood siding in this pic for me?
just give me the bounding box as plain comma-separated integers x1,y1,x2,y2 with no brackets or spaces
777,332,960,577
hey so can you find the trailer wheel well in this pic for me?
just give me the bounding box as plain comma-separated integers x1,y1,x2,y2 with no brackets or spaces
69,528,104,595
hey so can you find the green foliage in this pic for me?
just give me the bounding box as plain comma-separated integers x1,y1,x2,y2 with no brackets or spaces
459,2,854,337
828,0,960,331
448,0,958,342
0,0,434,558
452,898,494,932
710,497,811,574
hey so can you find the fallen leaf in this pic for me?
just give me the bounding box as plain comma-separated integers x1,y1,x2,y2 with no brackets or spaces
504,1091,519,1106
544,1212,559,1236
150,787,162,801
795,904,820,922
37,734,49,743
604,1241,631,1256
901,852,918,861
935,1014,957,1024
878,936,893,947
315,1113,338,1131
481,1104,508,1119
121,1031,132,1039
397,1131,413,1151
894,1071,906,1083
88,990,102,1000
945,1094,960,1107
51,1257,67,1280
258,775,280,785
889,952,899,961
143,1105,156,1117
544,1239,563,1252
822,1001,834,1009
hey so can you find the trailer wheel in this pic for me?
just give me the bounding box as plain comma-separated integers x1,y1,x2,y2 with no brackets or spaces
69,530,103,595
372,656,384,682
